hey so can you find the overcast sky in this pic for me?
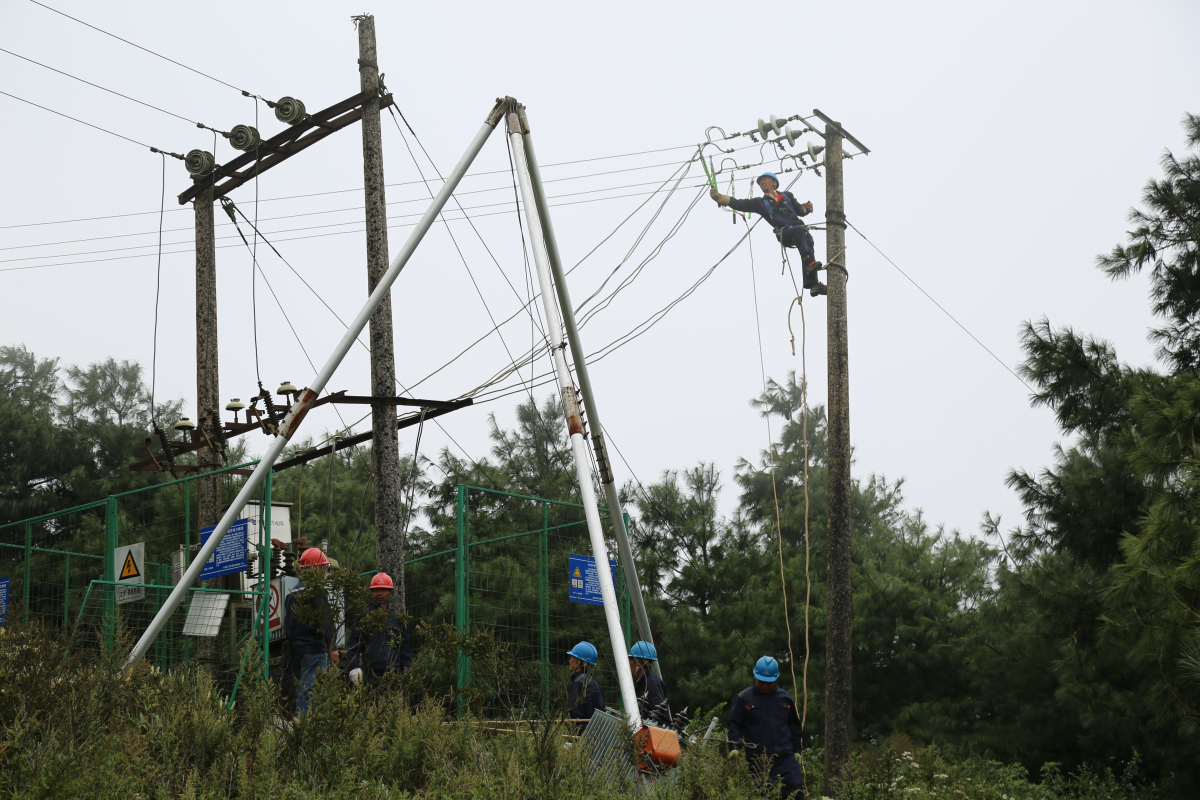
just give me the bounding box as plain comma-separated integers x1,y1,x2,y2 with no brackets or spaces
2,0,1197,540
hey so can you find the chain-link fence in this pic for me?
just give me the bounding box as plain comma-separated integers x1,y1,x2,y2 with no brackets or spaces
443,485,632,716
0,462,272,700
3,477,633,716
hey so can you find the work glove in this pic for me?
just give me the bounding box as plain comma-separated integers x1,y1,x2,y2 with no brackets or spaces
709,187,730,206
728,749,742,760
349,668,363,685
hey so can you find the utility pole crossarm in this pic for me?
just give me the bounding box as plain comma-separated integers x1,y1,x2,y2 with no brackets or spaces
177,90,396,205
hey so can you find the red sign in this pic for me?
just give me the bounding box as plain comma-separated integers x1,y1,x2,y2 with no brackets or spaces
268,582,282,631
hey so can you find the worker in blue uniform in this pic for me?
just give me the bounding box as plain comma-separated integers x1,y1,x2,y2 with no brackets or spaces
347,572,412,688
710,172,826,297
629,640,669,721
565,641,605,731
727,656,806,799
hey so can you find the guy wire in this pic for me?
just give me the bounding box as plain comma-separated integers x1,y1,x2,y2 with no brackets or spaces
151,152,165,423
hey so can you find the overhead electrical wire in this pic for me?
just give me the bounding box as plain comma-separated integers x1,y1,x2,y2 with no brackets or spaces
1,175,719,255
0,182,730,272
1,142,765,231
0,89,180,156
845,219,1034,392
28,0,263,98
0,47,213,129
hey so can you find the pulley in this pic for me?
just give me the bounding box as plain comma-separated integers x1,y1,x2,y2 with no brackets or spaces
185,149,215,176
274,96,306,125
228,124,262,152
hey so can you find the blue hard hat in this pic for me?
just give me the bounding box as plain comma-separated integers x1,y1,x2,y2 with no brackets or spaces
567,641,598,665
753,655,780,682
757,172,780,188
630,641,658,661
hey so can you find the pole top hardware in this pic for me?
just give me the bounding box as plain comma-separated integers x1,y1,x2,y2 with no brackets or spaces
811,109,870,155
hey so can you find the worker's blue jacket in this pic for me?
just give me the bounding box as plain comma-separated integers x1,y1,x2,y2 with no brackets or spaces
727,191,811,230
347,603,412,674
727,685,804,758
567,671,605,729
282,582,336,657
636,670,668,713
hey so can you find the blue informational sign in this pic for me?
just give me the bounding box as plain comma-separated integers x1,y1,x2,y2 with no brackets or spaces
0,576,8,625
568,553,618,607
199,519,249,581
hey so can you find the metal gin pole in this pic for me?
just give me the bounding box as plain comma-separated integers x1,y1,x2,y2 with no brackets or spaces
506,103,641,728
517,105,661,679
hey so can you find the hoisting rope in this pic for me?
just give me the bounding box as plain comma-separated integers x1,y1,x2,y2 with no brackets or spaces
744,219,802,719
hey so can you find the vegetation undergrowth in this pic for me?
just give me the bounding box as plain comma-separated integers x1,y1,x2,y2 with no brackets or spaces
0,622,1158,800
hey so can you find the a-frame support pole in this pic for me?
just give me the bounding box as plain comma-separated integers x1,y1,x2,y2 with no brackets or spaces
126,98,507,668
506,101,642,727
517,106,661,679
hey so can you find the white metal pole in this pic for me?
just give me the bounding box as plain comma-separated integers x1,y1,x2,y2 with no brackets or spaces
126,99,507,668
517,108,661,679
506,106,642,728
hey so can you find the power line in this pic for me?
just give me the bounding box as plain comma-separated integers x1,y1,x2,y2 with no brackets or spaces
0,89,179,155
29,0,260,98
1,175,709,254
0,141,764,229
0,47,209,128
845,219,1033,392
0,183,721,272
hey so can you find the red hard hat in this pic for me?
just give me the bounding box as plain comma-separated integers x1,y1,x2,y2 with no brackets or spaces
298,547,330,567
368,572,394,591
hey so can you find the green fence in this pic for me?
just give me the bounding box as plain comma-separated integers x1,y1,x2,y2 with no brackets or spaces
0,462,272,698
432,484,632,715
2,476,634,715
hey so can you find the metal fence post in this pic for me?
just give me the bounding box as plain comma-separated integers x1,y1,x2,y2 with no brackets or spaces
103,496,117,650
63,553,70,627
540,500,550,710
23,522,31,623
455,485,470,714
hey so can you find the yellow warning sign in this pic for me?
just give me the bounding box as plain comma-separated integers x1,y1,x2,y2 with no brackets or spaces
120,551,141,580
573,567,582,577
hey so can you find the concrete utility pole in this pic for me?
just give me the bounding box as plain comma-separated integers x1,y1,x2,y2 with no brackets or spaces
194,186,221,531
822,123,852,795
356,15,406,614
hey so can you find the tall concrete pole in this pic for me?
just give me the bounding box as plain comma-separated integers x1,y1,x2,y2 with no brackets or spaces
356,15,406,614
194,185,221,531
518,107,661,679
822,125,852,795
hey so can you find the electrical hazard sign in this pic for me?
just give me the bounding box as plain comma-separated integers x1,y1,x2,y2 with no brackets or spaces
120,551,141,580
113,542,145,604
567,553,618,607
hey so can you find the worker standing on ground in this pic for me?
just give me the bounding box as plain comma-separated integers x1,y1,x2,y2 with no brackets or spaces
565,641,605,732
629,640,668,721
283,547,339,716
727,656,805,799
347,572,412,688
710,173,826,297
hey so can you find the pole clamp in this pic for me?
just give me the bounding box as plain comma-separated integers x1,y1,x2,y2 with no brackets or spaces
826,210,847,229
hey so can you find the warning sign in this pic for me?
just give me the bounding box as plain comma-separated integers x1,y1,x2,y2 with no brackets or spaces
567,553,618,607
113,542,145,604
